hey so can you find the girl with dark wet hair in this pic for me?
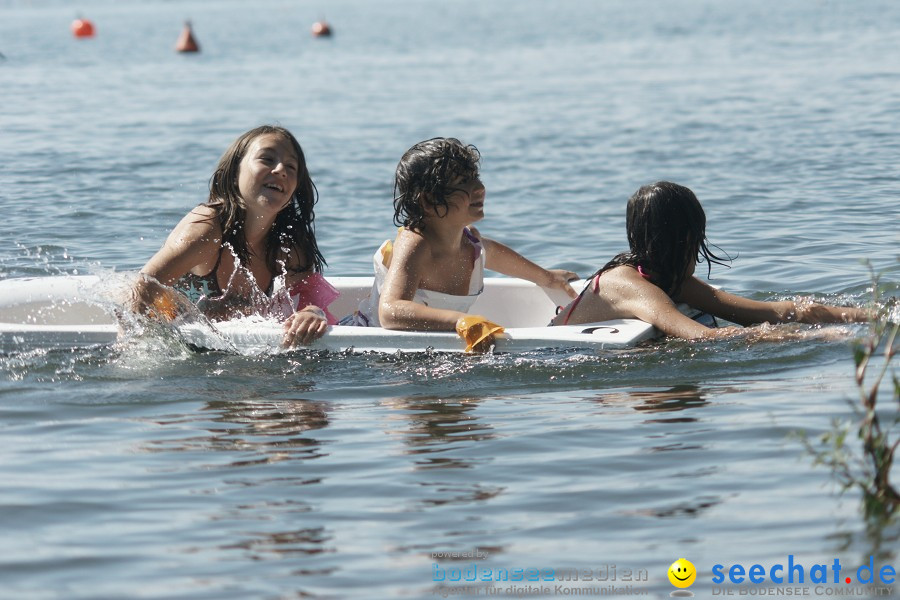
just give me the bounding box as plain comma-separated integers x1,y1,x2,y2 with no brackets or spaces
552,182,867,339
349,137,578,339
134,125,337,347
392,137,483,233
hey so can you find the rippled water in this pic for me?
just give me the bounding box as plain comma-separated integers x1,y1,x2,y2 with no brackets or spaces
1,0,899,598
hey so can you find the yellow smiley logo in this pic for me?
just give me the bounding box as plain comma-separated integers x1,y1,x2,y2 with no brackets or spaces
668,558,696,588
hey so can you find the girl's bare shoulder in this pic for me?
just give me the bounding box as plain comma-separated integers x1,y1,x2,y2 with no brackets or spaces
159,206,223,259
598,264,643,285
173,206,222,240
593,265,664,305
394,228,430,256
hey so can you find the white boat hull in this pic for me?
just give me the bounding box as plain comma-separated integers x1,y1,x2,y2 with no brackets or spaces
0,274,678,354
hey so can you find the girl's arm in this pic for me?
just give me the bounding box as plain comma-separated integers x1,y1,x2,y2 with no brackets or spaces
677,277,868,326
280,253,332,347
378,234,469,331
134,208,222,315
281,305,329,346
608,269,740,339
477,230,578,298
138,208,329,346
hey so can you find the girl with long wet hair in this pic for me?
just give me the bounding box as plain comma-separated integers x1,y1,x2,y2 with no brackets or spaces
552,181,867,339
135,125,337,347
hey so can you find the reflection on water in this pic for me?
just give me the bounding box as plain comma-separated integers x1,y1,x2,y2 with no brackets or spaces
588,385,726,520
827,521,900,562
623,495,723,519
590,384,709,423
142,394,338,574
221,526,332,558
383,396,505,511
417,482,506,507
146,396,331,466
384,396,494,463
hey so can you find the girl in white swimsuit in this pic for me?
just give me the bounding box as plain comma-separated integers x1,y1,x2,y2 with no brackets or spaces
348,137,578,332
347,227,486,327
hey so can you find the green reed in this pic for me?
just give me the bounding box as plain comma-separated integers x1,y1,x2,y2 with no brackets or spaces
801,262,899,520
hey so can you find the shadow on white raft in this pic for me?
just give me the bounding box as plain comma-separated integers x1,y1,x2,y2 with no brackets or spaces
0,275,706,354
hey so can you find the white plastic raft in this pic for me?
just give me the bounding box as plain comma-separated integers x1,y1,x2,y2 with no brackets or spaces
0,275,695,354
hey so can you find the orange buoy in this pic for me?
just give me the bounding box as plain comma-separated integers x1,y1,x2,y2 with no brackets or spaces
311,20,332,37
175,21,200,53
71,18,95,38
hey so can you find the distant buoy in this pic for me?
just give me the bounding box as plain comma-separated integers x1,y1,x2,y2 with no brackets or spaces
175,21,200,53
311,21,332,37
71,18,95,39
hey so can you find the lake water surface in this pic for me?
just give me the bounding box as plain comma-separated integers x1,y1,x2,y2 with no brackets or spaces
1,0,898,598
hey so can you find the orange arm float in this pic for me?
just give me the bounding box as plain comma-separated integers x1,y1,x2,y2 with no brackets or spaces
455,315,504,353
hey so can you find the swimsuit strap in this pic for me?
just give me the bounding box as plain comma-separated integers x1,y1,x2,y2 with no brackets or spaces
210,245,225,280
462,227,482,265
558,264,647,326
462,227,479,244
559,272,601,326
203,245,227,294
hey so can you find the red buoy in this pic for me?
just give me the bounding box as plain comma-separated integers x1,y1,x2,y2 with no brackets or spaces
311,20,332,37
175,21,200,53
71,18,95,39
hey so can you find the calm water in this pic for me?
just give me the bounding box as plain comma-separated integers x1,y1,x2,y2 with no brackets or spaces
1,0,899,598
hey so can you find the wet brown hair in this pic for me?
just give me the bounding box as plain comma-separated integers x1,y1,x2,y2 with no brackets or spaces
594,181,730,297
392,137,481,232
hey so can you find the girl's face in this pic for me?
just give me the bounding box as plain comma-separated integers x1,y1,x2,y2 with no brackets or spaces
441,175,486,224
237,133,299,215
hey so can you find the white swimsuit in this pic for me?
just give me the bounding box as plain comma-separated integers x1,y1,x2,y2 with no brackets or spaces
344,228,485,327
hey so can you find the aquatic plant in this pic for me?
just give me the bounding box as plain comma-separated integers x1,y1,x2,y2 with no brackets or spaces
802,261,899,520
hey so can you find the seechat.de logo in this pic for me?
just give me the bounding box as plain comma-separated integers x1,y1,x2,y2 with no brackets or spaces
711,555,896,586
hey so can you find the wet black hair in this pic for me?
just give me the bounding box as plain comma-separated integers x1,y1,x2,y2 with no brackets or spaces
594,181,730,297
205,125,325,275
392,137,481,232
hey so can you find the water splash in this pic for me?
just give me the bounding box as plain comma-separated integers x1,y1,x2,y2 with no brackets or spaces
192,244,294,322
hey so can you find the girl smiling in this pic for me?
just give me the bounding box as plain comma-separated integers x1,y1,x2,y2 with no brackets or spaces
134,125,337,347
